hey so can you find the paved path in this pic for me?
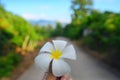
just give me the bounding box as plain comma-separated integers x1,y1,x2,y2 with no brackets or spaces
17,38,120,80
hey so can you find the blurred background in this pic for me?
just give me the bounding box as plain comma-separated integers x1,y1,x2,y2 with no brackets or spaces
0,0,120,80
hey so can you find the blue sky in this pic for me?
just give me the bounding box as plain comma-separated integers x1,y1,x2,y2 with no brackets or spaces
1,0,120,23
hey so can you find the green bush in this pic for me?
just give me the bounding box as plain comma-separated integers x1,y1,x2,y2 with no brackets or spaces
62,10,120,68
0,53,22,77
0,4,51,78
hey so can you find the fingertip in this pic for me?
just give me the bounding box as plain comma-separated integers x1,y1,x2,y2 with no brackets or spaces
61,77,66,80
61,74,70,80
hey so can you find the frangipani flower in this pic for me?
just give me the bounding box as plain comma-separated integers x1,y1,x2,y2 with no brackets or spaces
35,40,76,77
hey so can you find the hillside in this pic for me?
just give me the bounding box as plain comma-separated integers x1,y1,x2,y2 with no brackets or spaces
0,5,50,78
29,19,67,27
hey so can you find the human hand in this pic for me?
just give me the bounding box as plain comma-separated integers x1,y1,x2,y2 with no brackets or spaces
46,73,72,80
60,74,72,80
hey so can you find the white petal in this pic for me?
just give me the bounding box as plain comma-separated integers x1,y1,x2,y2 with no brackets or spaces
34,54,52,71
52,59,71,77
61,45,76,60
40,42,54,53
52,40,67,51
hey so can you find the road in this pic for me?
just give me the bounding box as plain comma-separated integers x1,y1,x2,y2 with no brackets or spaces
17,38,120,80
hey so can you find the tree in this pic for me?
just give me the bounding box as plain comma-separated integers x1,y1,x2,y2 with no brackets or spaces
71,0,93,24
52,22,63,37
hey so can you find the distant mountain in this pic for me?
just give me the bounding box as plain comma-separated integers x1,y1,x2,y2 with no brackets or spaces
29,20,67,27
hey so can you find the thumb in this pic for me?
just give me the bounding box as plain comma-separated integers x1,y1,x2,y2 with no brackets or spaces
60,74,71,80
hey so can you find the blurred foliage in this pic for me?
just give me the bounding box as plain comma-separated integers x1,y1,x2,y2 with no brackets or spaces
0,5,51,77
76,11,119,68
51,0,120,69
34,25,52,40
0,29,13,55
51,22,63,37
62,0,93,39
71,0,92,24
0,52,22,77
63,10,120,68
21,35,37,55
63,23,81,39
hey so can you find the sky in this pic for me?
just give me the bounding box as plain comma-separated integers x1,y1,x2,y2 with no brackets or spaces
1,0,120,23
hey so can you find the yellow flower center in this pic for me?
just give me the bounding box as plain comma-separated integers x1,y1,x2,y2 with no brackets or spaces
50,49,62,60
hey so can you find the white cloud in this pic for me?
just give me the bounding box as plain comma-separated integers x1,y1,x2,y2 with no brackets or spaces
22,13,71,23
22,13,47,20
22,13,37,20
